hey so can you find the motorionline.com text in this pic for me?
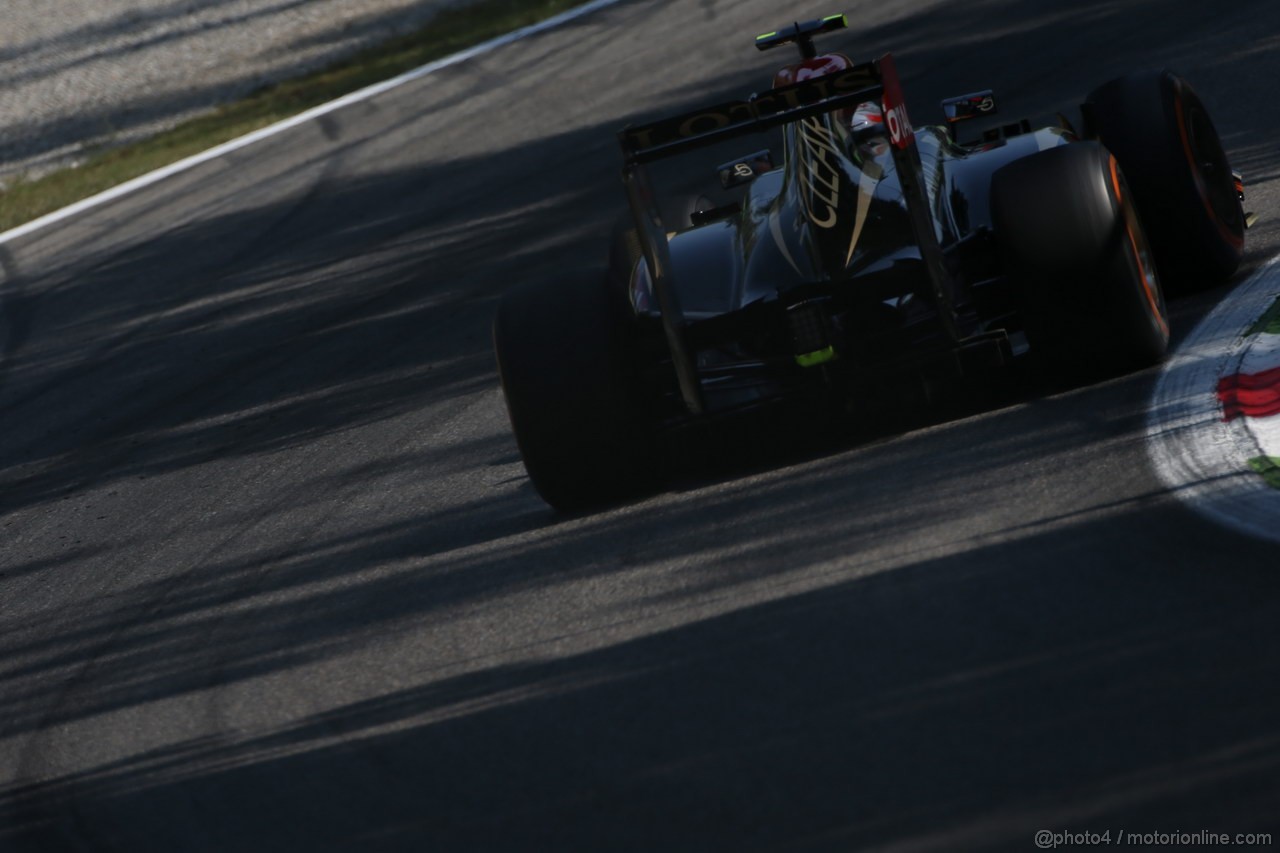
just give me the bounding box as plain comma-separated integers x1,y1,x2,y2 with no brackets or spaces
1035,829,1272,848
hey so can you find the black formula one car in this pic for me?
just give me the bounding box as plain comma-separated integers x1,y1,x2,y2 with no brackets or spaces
494,14,1251,511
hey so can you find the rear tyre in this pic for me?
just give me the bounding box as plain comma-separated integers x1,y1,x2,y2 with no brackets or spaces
1087,70,1244,291
493,272,657,511
992,142,1169,379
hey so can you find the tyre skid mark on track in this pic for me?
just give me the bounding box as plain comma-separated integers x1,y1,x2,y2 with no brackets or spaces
1147,255,1280,542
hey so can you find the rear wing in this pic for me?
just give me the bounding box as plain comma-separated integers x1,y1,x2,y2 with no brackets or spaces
620,62,882,164
617,54,958,416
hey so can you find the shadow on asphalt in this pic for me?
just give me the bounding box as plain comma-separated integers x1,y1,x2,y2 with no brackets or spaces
2,0,1280,848
2,483,1279,850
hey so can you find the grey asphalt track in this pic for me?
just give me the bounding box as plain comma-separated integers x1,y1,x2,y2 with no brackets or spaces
2,1,1279,850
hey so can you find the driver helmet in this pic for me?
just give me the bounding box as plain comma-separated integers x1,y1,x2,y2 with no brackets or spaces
850,102,884,136
849,101,889,159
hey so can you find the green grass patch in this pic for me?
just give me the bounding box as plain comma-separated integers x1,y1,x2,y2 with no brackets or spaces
1247,296,1280,337
0,0,586,233
1248,456,1280,489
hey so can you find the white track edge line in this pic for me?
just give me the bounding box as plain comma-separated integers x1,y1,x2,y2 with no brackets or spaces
0,0,624,247
1146,254,1280,544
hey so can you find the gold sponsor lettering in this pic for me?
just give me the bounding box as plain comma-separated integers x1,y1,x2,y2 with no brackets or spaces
625,63,879,153
801,78,832,103
797,117,843,229
679,111,731,137
725,101,756,124
777,87,805,112
831,67,877,93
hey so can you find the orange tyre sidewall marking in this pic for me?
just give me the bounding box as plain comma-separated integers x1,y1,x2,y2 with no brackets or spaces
1110,154,1170,338
1174,85,1245,250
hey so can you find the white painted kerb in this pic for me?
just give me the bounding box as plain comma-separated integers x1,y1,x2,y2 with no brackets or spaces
1146,256,1280,544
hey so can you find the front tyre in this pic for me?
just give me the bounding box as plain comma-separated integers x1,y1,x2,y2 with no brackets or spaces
493,272,657,511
